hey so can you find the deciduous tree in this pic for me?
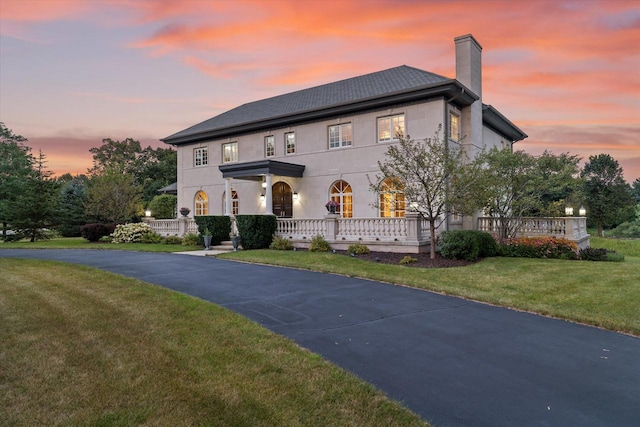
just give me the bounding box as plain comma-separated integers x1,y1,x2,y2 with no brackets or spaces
581,154,635,236
371,127,481,259
85,167,143,224
474,148,540,239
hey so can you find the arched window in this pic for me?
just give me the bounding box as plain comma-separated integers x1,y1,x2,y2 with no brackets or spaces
222,190,239,215
195,190,208,216
379,177,405,218
329,180,353,218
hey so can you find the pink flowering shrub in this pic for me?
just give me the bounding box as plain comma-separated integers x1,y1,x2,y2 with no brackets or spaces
497,236,578,260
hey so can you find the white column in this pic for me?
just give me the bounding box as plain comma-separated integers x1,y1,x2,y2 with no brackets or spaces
265,174,273,215
224,178,232,216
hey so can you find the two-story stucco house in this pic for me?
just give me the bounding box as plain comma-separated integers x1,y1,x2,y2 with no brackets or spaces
161,34,528,250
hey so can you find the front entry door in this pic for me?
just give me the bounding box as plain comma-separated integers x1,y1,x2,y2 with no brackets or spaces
272,181,293,218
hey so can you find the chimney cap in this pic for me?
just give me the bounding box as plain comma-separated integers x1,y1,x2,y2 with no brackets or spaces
454,34,482,50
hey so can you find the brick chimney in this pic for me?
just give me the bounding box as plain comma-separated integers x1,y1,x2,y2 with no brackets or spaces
454,34,483,156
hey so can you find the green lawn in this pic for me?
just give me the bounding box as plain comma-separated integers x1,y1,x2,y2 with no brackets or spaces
1,259,427,426
219,238,640,336
0,237,200,252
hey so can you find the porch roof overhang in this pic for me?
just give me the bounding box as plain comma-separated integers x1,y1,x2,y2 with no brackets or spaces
218,160,305,180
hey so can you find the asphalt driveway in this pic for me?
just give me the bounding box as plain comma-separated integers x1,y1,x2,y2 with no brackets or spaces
2,249,638,427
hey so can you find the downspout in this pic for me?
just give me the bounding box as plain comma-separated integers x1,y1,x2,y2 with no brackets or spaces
443,87,465,232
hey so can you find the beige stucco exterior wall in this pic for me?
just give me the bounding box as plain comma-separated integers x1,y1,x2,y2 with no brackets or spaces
177,99,447,218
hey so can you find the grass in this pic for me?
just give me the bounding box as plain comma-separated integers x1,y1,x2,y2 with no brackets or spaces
0,259,427,426
219,238,640,336
590,236,640,257
0,237,200,252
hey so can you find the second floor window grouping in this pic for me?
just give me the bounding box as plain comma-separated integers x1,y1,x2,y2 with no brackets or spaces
265,135,275,157
449,112,460,142
285,132,296,154
378,114,405,142
194,147,208,166
222,142,238,163
329,123,353,149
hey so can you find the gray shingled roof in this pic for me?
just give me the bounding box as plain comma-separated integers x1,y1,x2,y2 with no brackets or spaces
163,65,451,142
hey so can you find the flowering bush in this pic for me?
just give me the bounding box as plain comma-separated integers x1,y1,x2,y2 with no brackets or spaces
497,236,578,259
111,223,154,243
325,200,339,208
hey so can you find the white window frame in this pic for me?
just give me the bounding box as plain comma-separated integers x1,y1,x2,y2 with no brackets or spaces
223,190,239,216
195,190,208,215
328,123,353,149
222,142,238,163
449,111,460,142
285,132,295,155
265,135,275,157
377,114,405,142
194,147,208,167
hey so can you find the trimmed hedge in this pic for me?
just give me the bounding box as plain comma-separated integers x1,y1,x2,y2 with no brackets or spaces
440,230,497,261
235,215,277,250
81,223,116,242
194,216,231,246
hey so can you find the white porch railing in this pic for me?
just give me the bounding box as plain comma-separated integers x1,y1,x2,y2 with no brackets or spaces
146,215,589,251
145,217,198,236
477,216,589,248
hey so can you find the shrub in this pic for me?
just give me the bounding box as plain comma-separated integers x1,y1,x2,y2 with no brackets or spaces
497,237,578,259
309,235,331,252
348,243,370,255
181,233,200,246
141,231,163,244
99,235,113,243
608,219,640,238
111,223,153,243
235,215,277,250
81,223,116,242
399,256,417,265
194,216,231,246
440,230,496,261
164,235,183,245
270,236,293,250
147,195,177,219
606,252,625,262
579,247,608,261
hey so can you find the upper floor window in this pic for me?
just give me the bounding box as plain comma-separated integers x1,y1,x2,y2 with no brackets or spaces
329,180,353,218
379,177,405,218
194,147,208,166
449,112,460,142
329,123,352,149
222,142,238,163
285,132,295,155
195,190,208,215
265,135,275,157
378,114,404,142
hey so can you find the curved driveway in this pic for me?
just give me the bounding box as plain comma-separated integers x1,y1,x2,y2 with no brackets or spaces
2,249,638,427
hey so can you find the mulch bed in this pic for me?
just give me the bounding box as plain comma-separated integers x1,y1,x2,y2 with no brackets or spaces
335,250,475,268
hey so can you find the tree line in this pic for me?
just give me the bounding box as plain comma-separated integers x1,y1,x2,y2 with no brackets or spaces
1,123,177,241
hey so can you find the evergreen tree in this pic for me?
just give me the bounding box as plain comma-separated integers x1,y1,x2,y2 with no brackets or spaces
12,150,60,242
0,123,34,240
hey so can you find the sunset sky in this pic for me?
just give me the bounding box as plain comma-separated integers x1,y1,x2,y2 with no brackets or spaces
1,0,638,182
